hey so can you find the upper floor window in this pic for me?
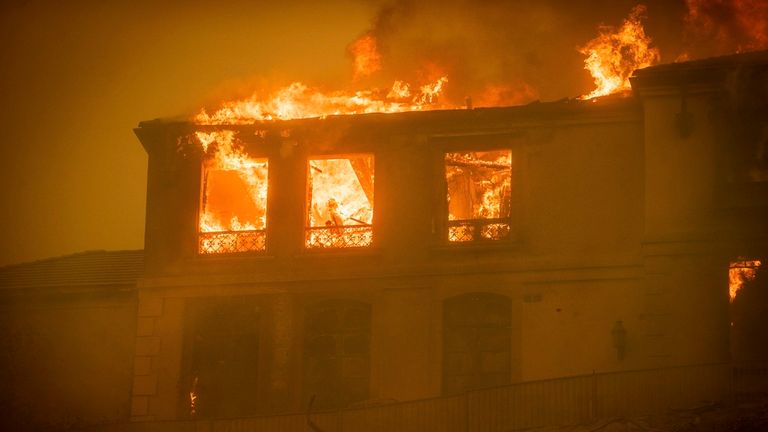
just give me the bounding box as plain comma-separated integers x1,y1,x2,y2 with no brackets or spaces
198,133,269,254
305,155,374,249
445,150,512,243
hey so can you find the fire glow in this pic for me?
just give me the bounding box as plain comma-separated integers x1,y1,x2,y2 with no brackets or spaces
306,156,374,249
194,76,450,125
579,5,660,100
189,7,675,253
445,150,512,242
729,259,762,302
197,130,268,254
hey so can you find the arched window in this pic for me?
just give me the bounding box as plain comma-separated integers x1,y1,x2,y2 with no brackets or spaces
303,300,371,409
182,297,261,418
443,293,511,395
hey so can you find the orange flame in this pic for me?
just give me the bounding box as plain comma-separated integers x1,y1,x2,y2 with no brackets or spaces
729,259,762,302
195,76,450,125
349,33,382,79
196,130,268,253
579,5,660,100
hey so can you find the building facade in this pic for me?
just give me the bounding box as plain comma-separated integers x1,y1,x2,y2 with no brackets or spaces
1,51,765,431
128,51,768,422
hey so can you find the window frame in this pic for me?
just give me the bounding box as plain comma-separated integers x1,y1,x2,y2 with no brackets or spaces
434,136,519,247
196,139,272,256
303,152,376,250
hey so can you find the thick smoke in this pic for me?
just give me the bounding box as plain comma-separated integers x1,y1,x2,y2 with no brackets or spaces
347,0,677,104
681,0,768,59
347,0,767,104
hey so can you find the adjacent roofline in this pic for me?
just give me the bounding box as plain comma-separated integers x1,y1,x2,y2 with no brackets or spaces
0,249,145,293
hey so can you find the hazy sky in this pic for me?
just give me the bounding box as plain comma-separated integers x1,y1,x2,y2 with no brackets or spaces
0,0,756,266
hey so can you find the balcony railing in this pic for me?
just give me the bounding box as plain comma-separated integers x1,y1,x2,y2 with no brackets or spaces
198,230,267,254
447,218,511,243
305,225,373,249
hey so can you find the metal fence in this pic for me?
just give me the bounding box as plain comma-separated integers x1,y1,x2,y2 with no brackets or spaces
102,363,766,432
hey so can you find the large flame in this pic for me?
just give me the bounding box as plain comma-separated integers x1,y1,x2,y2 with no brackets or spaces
306,156,374,248
579,5,660,100
729,259,762,302
445,150,512,242
194,76,449,125
196,130,269,254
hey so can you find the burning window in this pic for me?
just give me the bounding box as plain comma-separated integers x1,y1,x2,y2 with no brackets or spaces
306,155,374,248
198,140,268,254
445,150,512,242
729,259,762,302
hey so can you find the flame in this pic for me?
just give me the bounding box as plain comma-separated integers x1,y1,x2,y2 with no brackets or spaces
196,130,268,253
445,150,512,242
579,5,660,100
306,156,373,248
195,76,450,125
189,376,198,417
349,33,382,79
729,259,762,302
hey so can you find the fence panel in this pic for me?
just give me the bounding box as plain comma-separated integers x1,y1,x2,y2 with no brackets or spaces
342,395,466,432
468,375,593,431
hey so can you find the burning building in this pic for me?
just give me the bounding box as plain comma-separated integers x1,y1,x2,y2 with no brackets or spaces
1,49,767,431
121,49,768,426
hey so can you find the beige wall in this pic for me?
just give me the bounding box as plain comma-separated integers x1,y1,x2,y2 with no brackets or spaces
131,96,736,419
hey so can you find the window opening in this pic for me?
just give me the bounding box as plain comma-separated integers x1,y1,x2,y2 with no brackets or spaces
729,259,762,302
443,293,511,395
183,298,261,418
445,150,512,242
198,133,268,254
304,301,371,409
306,155,374,248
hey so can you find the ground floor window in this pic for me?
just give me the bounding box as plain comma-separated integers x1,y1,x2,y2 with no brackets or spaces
443,293,511,395
182,298,261,418
303,300,371,409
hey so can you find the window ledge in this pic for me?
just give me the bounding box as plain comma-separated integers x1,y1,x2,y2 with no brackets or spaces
293,247,383,259
430,240,522,255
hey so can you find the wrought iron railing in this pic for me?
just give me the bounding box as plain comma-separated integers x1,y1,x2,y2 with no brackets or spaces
447,218,511,243
305,225,373,249
198,230,267,254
